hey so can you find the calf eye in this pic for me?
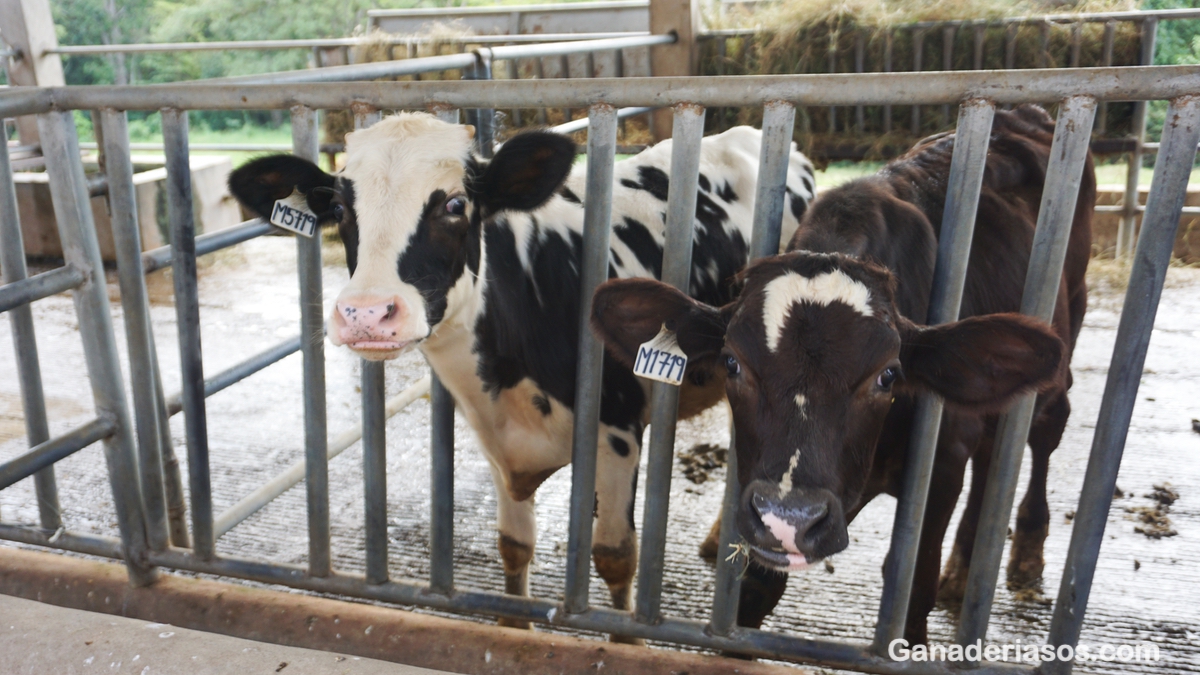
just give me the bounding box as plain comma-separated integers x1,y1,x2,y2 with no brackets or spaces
446,196,467,216
876,367,898,389
724,354,740,377
331,203,345,221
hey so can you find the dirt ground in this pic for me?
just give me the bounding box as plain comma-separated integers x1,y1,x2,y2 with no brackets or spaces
1,237,1198,674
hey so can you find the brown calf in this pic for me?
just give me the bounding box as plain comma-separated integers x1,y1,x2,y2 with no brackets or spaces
589,105,1093,642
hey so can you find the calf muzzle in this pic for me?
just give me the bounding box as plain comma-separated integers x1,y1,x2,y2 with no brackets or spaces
739,481,849,571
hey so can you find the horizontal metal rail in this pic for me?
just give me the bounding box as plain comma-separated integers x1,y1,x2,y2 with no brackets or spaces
0,264,84,313
164,336,303,416
48,32,652,55
367,0,646,19
213,374,431,538
192,34,675,86
81,142,295,152
3,66,1196,116
0,417,116,490
141,219,272,274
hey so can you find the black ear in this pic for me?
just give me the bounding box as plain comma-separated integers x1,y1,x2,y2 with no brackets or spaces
897,313,1065,412
228,154,337,220
473,131,576,214
591,278,729,367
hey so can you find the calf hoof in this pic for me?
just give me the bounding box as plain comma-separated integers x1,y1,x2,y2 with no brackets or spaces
1007,530,1047,590
698,518,721,561
609,633,645,645
498,617,532,631
936,544,969,608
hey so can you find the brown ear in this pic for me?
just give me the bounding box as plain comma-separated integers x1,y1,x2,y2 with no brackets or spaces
590,278,728,367
898,313,1064,412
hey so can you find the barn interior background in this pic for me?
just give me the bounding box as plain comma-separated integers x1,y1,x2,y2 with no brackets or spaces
2,0,1200,673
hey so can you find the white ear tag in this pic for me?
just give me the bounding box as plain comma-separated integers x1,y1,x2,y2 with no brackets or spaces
632,324,688,386
269,189,318,238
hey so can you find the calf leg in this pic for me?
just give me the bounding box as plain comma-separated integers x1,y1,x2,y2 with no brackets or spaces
490,464,537,630
1008,391,1069,589
905,439,971,644
938,447,992,606
593,427,643,643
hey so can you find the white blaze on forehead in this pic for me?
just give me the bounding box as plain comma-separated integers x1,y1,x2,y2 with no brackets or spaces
795,394,807,419
761,269,873,352
336,113,475,314
778,450,801,496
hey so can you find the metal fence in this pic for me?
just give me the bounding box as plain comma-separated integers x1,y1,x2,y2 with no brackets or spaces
1,64,1198,675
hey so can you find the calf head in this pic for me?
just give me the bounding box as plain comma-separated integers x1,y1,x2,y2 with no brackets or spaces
228,112,576,360
592,252,1064,572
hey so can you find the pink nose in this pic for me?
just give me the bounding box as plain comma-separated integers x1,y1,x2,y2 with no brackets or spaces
333,297,409,349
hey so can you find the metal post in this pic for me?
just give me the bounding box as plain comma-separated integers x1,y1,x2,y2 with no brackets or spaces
827,34,838,134
710,100,796,635
99,108,169,552
37,110,155,584
563,104,618,615
942,25,957,126
1098,21,1115,135
0,115,62,532
429,375,455,595
1037,21,1051,69
973,24,986,71
465,55,494,159
1117,17,1158,259
873,99,996,650
883,31,893,134
855,31,865,134
635,103,705,624
292,105,331,578
163,107,214,560
362,360,388,585
911,28,925,136
1044,94,1200,675
954,96,1097,660
506,57,521,127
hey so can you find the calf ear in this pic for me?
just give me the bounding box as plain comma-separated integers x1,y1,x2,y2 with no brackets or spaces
228,154,337,220
474,131,576,214
898,313,1064,412
591,278,729,367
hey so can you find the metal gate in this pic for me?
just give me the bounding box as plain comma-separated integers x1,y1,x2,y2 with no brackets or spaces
1,64,1198,675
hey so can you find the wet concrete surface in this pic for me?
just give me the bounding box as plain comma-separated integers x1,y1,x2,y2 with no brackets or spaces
1,238,1198,674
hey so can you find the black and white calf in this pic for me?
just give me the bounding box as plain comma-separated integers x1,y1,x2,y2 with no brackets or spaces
228,113,815,621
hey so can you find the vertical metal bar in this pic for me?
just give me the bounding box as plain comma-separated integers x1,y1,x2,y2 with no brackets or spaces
560,54,573,123
0,118,61,532
38,111,154,584
100,108,169,552
883,31,894,134
1044,94,1200,675
716,38,727,132
873,99,996,650
362,360,388,584
942,25,957,126
1098,21,1116,135
466,56,494,159
351,110,388,586
506,58,521,127
1118,18,1159,259
1037,21,1051,69
534,58,547,126
585,51,595,79
1070,21,1082,68
155,336,190,548
827,32,838,134
292,105,331,577
1005,23,1017,69
955,97,1097,660
429,375,455,595
563,104,618,615
911,28,925,136
710,101,796,636
973,24,986,70
855,30,865,134
635,104,706,625
162,108,214,561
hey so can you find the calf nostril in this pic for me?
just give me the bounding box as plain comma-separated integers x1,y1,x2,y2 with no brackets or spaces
385,303,396,320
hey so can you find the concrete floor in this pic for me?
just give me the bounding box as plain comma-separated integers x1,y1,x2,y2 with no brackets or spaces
0,594,454,675
1,237,1198,674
